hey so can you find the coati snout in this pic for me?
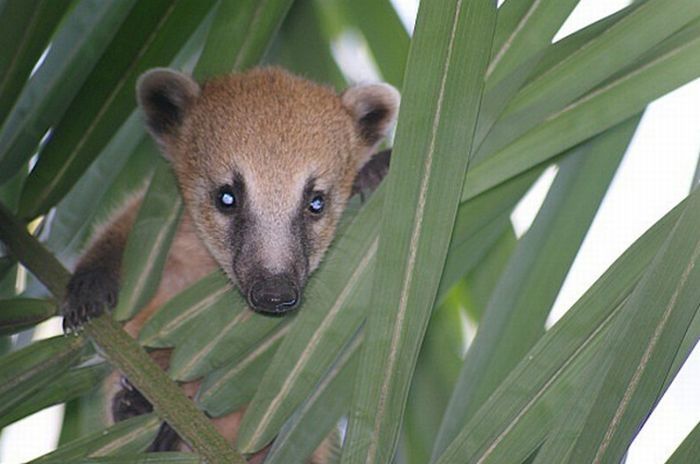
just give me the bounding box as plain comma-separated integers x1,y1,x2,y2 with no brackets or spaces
248,275,299,314
136,67,400,315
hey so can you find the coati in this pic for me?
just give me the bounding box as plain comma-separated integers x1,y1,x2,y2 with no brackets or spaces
61,67,399,459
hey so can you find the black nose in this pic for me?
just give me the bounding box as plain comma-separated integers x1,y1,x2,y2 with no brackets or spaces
248,276,299,314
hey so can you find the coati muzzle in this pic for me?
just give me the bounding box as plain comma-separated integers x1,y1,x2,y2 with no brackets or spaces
248,274,299,314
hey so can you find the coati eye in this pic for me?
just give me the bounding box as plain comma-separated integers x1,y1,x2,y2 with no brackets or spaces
216,186,236,212
308,194,325,215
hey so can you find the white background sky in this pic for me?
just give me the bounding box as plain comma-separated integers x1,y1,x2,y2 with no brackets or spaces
1,1,698,463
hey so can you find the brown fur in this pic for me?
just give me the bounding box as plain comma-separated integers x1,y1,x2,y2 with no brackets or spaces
67,67,399,462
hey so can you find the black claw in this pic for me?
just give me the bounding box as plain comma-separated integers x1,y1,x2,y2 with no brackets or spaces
120,376,135,391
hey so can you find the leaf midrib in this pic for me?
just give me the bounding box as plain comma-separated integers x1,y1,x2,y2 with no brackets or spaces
200,323,291,401
486,0,542,78
123,199,181,311
143,284,229,344
592,235,700,462
368,1,465,460
246,237,379,447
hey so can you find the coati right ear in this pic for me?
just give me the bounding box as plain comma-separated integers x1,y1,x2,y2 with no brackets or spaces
341,83,400,149
136,68,200,145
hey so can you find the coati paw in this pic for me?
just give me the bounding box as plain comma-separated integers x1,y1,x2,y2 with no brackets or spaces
113,377,182,451
148,422,181,452
112,377,153,421
61,267,119,333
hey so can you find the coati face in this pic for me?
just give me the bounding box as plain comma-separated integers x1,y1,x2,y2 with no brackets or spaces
137,67,399,315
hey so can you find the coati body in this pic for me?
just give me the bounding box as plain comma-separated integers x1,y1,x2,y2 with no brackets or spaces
62,67,399,460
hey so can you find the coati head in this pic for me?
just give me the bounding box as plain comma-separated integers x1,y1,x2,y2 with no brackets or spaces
137,67,399,315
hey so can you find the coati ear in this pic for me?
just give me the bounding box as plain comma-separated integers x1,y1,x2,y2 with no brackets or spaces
342,83,400,148
136,68,200,145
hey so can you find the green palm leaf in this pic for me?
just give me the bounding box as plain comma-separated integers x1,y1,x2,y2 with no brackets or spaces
342,2,497,461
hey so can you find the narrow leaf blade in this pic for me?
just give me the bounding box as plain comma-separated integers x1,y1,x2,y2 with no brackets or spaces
666,421,700,464
569,189,700,462
0,297,56,335
434,114,640,454
19,0,215,219
30,414,161,463
463,30,700,200
0,0,136,183
0,0,69,120
0,335,85,418
0,363,110,429
113,162,183,321
342,2,497,462
434,196,687,463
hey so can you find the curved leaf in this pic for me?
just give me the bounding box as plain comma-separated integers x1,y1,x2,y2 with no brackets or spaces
0,363,110,429
0,0,69,121
569,186,700,463
0,0,136,184
138,271,232,348
61,454,204,464
265,0,346,89
167,300,284,381
474,0,579,146
463,28,700,201
666,422,700,464
193,0,294,79
0,297,56,335
503,0,700,126
19,0,216,220
197,324,287,416
0,335,85,419
343,0,409,88
44,119,155,262
113,162,183,321
266,335,362,464
434,197,687,463
434,114,640,454
30,414,161,463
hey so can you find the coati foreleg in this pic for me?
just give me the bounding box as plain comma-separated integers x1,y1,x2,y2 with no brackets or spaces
62,194,141,332
61,192,218,442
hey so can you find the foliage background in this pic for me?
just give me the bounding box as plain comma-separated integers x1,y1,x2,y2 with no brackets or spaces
0,0,699,463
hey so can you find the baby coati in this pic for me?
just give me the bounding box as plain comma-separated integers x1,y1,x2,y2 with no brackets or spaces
61,67,399,459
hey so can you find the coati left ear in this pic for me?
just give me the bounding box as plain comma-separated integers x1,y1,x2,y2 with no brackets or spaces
342,83,400,148
136,68,200,147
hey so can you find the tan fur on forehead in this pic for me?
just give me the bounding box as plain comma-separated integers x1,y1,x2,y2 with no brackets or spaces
173,68,361,198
